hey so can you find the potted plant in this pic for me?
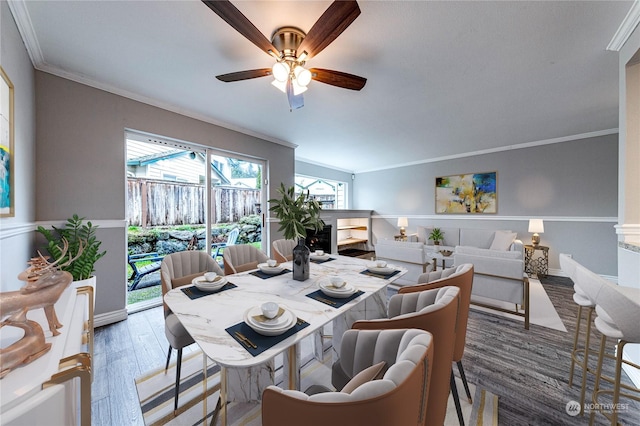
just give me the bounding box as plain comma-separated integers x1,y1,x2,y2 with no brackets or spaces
268,183,324,281
429,228,445,245
37,214,106,286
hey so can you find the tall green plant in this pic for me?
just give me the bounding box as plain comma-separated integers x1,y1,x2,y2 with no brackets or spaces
37,214,106,280
268,183,324,240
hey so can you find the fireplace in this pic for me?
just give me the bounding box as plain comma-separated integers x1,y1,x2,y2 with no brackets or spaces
305,225,332,253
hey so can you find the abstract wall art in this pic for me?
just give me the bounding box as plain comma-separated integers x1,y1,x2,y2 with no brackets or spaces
435,172,497,214
0,66,14,217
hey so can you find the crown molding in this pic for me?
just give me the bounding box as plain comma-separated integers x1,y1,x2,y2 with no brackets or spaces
355,129,619,174
7,0,44,66
607,0,640,52
7,1,297,151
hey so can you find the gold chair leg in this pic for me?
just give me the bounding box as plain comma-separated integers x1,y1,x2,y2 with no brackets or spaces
578,307,593,415
589,334,607,426
569,305,583,387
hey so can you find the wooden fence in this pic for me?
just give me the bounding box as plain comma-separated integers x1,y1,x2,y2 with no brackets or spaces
127,178,261,227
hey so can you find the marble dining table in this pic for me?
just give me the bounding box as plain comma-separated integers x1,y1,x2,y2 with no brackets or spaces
163,253,406,425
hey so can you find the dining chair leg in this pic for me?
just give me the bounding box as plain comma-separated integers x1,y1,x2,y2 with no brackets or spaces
457,361,473,404
450,371,465,426
174,348,183,414
165,345,172,372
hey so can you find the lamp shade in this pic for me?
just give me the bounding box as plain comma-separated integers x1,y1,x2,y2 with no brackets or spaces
528,219,544,233
397,217,409,227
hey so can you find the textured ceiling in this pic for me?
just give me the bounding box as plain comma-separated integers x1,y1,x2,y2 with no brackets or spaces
13,1,633,172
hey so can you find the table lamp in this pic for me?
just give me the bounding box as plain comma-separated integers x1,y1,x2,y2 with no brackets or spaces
397,217,408,236
528,219,544,246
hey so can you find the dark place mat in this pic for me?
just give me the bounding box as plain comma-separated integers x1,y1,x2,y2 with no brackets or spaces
310,257,336,264
360,269,402,280
181,283,237,300
249,268,291,279
226,318,310,357
305,289,365,308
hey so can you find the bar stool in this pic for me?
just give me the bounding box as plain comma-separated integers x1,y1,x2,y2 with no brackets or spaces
589,282,640,425
560,254,602,415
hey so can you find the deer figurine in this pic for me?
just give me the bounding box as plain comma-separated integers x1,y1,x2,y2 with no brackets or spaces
0,239,84,378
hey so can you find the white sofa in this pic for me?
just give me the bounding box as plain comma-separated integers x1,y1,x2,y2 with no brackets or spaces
375,227,529,328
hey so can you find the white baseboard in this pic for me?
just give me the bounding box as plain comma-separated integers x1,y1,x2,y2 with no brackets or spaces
94,309,128,328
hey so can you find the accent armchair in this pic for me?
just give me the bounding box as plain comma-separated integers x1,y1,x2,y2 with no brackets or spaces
262,328,434,426
348,286,460,426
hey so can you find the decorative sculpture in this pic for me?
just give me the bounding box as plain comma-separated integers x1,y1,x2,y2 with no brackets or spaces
0,239,83,378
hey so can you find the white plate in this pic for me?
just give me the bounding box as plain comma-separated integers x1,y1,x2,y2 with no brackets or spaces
257,263,285,274
310,253,330,261
243,306,296,336
246,306,293,329
366,265,396,275
193,276,227,291
319,282,357,298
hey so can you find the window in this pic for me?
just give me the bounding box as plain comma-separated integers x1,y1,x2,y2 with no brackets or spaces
294,175,347,209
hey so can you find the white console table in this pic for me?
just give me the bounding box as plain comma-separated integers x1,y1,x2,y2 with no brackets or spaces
0,282,94,425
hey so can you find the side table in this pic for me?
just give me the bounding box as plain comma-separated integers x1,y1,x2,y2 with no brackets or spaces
429,252,455,270
524,245,549,278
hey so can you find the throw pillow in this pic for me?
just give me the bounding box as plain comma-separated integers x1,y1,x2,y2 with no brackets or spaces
340,361,387,394
489,231,517,251
441,267,457,278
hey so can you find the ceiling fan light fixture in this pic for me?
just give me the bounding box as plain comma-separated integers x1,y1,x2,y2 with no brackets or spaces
271,79,287,93
272,62,290,82
291,78,308,96
294,66,312,87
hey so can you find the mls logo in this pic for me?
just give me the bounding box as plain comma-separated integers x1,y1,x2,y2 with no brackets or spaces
566,400,581,417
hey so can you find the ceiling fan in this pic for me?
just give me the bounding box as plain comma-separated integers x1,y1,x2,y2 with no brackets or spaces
202,0,367,110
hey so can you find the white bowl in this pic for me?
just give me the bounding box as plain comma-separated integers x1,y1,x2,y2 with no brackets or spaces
261,302,280,319
330,276,346,288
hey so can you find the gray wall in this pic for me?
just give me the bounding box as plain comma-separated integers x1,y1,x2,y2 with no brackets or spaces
355,135,619,276
0,2,37,290
295,160,354,208
34,71,295,317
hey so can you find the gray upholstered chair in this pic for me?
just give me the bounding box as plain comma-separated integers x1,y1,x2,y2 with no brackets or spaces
262,328,434,426
415,263,474,425
346,286,460,426
272,239,296,263
223,244,268,275
589,280,640,425
160,251,223,413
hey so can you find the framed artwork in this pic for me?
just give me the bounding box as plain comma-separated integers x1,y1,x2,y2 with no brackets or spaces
0,66,14,217
435,171,497,214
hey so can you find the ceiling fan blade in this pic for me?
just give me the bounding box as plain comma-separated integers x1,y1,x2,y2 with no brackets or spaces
309,68,366,91
216,69,272,82
202,0,280,58
297,1,361,60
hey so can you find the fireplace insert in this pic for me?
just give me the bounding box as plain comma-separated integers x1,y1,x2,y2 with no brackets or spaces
305,225,332,253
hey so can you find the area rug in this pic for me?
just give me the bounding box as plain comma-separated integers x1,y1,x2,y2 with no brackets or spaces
470,277,567,332
136,350,498,425
135,350,222,426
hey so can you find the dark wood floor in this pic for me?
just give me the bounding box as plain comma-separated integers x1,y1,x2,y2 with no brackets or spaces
91,277,640,425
